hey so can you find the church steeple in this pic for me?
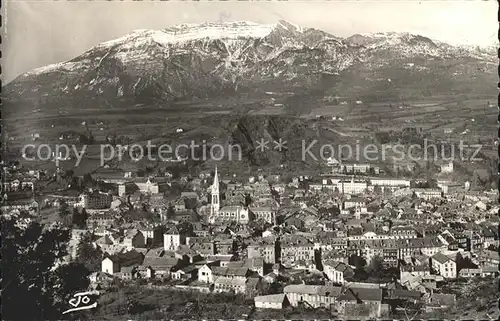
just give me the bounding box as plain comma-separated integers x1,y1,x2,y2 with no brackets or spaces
211,167,220,215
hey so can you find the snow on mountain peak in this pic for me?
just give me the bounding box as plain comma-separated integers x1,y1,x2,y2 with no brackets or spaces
276,20,303,33
98,21,279,49
20,21,494,82
352,31,435,47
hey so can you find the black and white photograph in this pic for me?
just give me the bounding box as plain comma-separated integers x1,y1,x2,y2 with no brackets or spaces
2,0,499,319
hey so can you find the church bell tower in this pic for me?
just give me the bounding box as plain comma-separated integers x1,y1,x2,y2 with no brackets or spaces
211,167,220,215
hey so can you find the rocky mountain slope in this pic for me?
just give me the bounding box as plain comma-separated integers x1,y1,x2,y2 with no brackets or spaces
4,20,496,117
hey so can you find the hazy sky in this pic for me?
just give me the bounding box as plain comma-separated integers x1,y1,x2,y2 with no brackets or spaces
3,0,497,83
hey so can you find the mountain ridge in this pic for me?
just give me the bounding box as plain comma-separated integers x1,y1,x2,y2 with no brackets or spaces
4,20,496,117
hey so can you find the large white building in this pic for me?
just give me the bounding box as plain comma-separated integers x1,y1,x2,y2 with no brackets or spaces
431,252,457,279
249,206,277,225
213,206,250,224
78,191,113,209
412,188,443,200
340,163,380,174
118,177,168,196
370,178,411,192
135,177,167,194
338,177,368,195
283,284,342,308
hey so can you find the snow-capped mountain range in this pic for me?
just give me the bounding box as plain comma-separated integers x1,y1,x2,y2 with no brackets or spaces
4,20,496,114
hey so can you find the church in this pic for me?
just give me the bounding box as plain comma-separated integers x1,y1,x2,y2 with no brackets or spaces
209,167,251,224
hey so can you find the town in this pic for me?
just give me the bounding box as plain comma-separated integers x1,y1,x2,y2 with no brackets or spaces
2,155,499,319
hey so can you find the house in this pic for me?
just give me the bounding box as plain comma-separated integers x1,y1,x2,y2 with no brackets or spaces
283,284,342,308
88,271,114,288
87,212,118,228
280,235,315,268
192,223,211,237
412,188,442,200
343,197,366,210
338,287,383,307
390,226,418,239
175,245,203,264
431,252,457,279
254,294,289,309
263,271,279,283
249,206,277,225
78,191,113,209
171,265,198,280
101,250,144,275
323,260,354,285
141,252,181,277
397,237,446,260
385,289,422,305
164,226,185,251
439,161,454,173
247,237,277,264
134,222,162,245
246,257,265,276
148,195,170,215
477,249,500,267
123,229,146,248
116,266,138,280
212,266,250,280
188,237,216,256
172,209,197,223
413,254,430,266
198,262,221,283
95,234,116,246
458,266,499,278
213,276,247,294
117,182,138,196
207,254,237,267
214,238,235,255
284,215,305,229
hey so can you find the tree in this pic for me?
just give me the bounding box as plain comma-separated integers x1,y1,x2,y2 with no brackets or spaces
455,254,478,272
58,200,73,227
72,207,88,229
244,193,253,207
348,254,368,281
426,178,438,188
64,169,74,178
367,255,384,278
76,232,103,272
348,254,367,270
58,200,70,218
2,215,90,320
268,282,284,294
471,171,484,191
166,205,176,220
82,173,95,189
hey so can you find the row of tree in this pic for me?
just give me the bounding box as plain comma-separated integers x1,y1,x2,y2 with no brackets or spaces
58,200,89,229
2,215,92,320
